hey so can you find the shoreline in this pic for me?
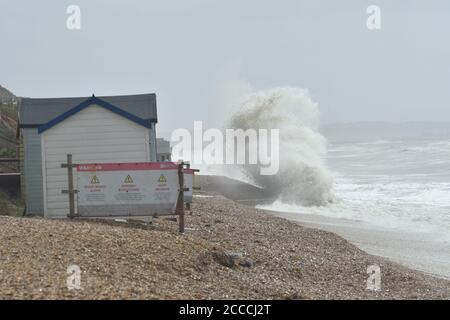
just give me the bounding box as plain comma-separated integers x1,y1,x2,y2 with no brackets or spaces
263,209,450,281
188,194,450,298
195,174,450,281
0,179,448,298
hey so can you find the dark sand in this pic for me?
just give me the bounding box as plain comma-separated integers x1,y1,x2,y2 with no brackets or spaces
0,175,448,299
196,175,450,280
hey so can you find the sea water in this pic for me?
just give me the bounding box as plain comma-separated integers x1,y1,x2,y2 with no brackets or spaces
260,139,450,245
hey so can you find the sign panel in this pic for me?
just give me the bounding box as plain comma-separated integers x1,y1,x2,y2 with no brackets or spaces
76,162,180,217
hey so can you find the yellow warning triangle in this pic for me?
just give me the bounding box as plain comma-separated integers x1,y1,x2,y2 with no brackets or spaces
90,175,100,184
158,174,167,183
124,175,134,184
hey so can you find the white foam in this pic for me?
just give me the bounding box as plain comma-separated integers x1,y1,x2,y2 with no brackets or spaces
228,86,334,206
258,139,450,245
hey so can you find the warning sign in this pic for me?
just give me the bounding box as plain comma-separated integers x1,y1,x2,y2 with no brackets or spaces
76,162,180,217
124,174,134,184
158,174,167,183
90,175,100,184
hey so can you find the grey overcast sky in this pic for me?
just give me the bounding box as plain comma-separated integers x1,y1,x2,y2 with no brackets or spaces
1,0,449,137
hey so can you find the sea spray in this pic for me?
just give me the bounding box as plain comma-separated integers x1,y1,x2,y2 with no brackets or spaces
228,87,334,206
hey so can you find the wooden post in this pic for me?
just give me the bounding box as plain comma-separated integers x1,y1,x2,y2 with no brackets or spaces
176,162,185,234
185,162,191,211
189,168,201,213
61,154,78,219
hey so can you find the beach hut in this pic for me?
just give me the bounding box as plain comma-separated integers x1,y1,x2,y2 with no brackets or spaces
18,94,158,218
156,138,172,162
